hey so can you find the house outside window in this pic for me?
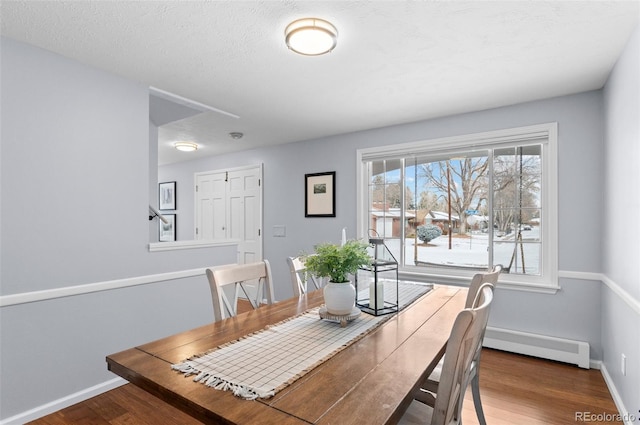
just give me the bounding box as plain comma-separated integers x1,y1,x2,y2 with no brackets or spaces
357,123,558,292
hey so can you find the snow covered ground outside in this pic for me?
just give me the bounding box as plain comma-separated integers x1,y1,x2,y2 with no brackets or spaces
382,227,541,275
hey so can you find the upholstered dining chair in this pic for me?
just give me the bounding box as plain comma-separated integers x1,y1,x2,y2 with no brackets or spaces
420,265,502,425
287,255,323,297
205,260,275,322
399,283,495,425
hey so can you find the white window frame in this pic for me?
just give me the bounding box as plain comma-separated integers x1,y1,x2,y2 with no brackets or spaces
356,123,559,293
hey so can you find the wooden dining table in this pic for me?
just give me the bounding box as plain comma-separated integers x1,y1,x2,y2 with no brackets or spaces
106,284,467,424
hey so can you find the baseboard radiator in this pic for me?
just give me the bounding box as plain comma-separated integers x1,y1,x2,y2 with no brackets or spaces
483,327,590,369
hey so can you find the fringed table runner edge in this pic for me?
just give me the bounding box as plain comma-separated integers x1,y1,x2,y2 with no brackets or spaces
172,283,433,400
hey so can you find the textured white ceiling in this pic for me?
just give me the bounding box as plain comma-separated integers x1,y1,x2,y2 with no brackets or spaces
2,1,638,164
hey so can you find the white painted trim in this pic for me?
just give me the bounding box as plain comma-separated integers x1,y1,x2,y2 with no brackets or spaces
356,149,367,242
490,281,560,294
0,377,126,425
356,122,559,291
558,270,602,281
357,122,554,160
400,270,561,294
544,122,559,292
483,326,590,368
0,268,208,307
600,273,640,316
2,263,637,314
559,271,639,315
149,238,239,252
193,164,263,262
149,86,239,119
1,271,635,422
193,163,262,177
600,363,636,425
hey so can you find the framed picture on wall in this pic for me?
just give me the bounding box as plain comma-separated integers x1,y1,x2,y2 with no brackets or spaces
159,181,176,210
305,171,336,217
159,214,176,242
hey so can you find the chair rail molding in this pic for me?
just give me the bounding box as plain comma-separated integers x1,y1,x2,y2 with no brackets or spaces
558,270,639,315
148,238,239,252
0,268,207,307
3,268,638,315
599,273,640,315
2,240,239,307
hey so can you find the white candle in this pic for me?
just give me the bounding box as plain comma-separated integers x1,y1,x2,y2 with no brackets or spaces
341,227,347,246
369,281,384,310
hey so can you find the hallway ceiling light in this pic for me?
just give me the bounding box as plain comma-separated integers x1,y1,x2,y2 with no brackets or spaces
285,18,338,56
174,142,198,152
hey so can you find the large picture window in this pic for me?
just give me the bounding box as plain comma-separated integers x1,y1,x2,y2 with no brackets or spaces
357,123,558,291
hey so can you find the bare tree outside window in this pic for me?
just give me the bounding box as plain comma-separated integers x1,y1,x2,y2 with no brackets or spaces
366,144,543,275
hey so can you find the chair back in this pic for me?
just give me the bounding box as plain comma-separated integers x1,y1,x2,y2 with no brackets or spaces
430,284,494,425
205,260,275,321
465,265,501,308
287,255,322,297
466,264,502,370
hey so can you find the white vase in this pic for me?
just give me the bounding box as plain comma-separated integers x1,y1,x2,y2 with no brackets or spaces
323,281,356,315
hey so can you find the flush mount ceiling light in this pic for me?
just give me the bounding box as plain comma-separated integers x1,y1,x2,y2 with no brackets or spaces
174,142,198,152
229,132,244,140
285,18,338,56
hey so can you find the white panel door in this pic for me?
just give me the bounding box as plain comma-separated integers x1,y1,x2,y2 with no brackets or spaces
228,167,261,263
194,165,262,264
195,172,227,240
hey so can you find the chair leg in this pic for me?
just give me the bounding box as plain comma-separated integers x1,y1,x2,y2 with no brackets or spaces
471,372,487,425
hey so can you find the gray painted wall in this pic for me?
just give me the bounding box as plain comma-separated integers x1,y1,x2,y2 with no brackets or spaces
162,90,607,360
2,23,638,420
0,38,237,420
602,25,640,419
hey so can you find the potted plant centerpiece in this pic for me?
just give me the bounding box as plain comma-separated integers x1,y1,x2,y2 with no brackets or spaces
304,239,371,315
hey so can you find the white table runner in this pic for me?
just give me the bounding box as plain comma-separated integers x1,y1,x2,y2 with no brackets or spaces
172,282,432,400
358,279,434,308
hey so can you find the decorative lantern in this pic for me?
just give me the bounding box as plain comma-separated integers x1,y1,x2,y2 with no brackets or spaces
355,236,398,316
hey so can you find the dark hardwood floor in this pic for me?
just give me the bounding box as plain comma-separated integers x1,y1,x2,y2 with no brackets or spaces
461,349,622,425
28,348,621,424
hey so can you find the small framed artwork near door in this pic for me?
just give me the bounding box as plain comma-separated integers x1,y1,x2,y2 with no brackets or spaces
159,214,176,242
159,181,176,210
305,171,336,217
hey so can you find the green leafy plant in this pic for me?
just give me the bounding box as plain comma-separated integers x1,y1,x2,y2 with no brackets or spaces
304,240,371,283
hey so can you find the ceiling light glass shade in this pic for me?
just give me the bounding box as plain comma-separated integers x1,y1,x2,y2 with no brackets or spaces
174,142,198,152
285,18,338,56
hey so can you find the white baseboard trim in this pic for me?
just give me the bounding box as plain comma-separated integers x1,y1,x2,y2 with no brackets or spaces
0,334,625,424
0,377,127,425
483,326,590,368
600,363,636,425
